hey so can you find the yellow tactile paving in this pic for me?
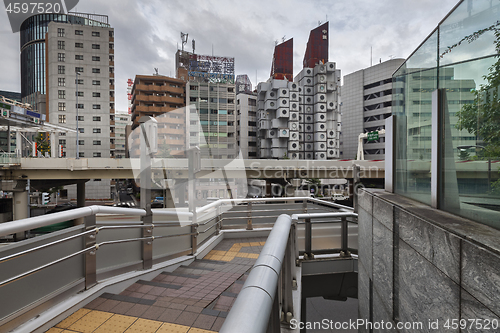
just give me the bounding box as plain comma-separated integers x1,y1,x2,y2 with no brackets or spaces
67,310,113,333
187,328,217,333
205,241,264,262
94,314,137,333
156,322,190,333
124,318,163,332
56,308,92,329
45,328,64,333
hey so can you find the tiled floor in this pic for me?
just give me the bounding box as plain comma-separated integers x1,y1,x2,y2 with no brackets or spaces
47,237,267,333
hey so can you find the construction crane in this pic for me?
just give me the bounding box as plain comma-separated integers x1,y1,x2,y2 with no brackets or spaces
356,129,385,161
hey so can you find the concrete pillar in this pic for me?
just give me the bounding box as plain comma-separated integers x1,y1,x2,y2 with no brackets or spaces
16,131,22,156
7,125,11,154
75,180,86,225
13,188,28,240
50,132,57,158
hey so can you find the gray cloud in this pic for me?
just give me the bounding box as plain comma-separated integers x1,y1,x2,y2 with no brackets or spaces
0,0,459,113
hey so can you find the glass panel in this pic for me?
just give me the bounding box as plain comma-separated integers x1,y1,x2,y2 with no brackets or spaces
439,0,499,66
441,55,500,229
393,30,438,205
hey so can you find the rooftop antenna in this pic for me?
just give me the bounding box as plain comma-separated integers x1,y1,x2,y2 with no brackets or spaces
180,32,188,51
154,68,159,76
192,39,195,54
282,35,286,43
275,40,278,46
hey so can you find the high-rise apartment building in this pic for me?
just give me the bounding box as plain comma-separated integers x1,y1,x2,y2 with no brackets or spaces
256,23,341,160
185,82,237,159
341,59,405,160
20,13,115,200
114,112,130,158
236,92,258,159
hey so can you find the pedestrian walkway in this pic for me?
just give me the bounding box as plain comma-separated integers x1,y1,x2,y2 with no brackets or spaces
45,237,267,333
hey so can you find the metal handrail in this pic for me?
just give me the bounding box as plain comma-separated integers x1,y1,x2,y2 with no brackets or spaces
220,214,293,333
0,206,193,237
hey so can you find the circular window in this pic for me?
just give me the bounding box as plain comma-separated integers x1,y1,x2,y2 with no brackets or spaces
307,107,312,112
330,150,334,155
292,133,297,138
307,135,312,140
292,143,297,148
320,115,325,120
292,93,297,99
270,131,275,136
321,144,325,149
282,90,287,95
320,124,325,130
307,69,311,74
282,130,288,135
307,126,312,131
282,100,287,105
330,131,334,136
329,64,334,69
320,153,325,158
307,79,312,84
270,92,275,97
320,66,325,71
299,97,302,103
320,95,325,100
307,88,312,93
329,141,334,145
320,76,325,82
292,84,297,89
320,85,325,91
292,113,297,119
320,134,325,139
329,102,334,107
307,116,312,121
320,105,325,110
270,102,275,107
307,98,312,103
299,116,303,121
292,103,297,108
293,153,297,158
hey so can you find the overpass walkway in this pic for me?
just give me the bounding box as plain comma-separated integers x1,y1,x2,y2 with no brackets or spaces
48,237,266,333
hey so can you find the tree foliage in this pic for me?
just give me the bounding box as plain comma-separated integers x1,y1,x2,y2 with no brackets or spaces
456,29,500,157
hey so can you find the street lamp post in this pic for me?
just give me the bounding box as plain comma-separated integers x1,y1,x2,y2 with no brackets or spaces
76,71,81,159
457,145,491,192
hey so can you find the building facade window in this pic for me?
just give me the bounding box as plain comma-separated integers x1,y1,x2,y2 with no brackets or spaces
75,30,83,35
93,152,101,157
75,67,83,73
92,56,100,61
78,140,84,145
58,78,65,86
75,42,83,48
58,53,65,62
92,68,100,73
92,44,100,49
75,79,83,85
92,31,100,37
58,115,66,123
58,65,65,74
93,128,101,133
79,152,84,157
58,90,65,99
93,116,101,121
57,40,65,50
92,80,100,85
75,54,83,60
76,103,84,109
57,28,65,37
76,91,83,97
92,92,101,98
77,116,84,121
58,102,66,111
93,104,101,109
93,140,101,145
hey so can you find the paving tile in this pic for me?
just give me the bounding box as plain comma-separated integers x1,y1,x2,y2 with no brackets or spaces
93,314,137,333
55,308,91,329
157,308,183,322
192,313,217,330
173,311,198,326
95,299,121,312
125,304,151,317
157,322,189,333
201,308,220,317
84,297,107,310
141,305,167,321
111,302,136,315
211,316,225,331
124,318,162,332
67,310,113,333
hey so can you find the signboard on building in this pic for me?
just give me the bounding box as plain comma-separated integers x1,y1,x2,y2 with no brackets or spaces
187,54,235,83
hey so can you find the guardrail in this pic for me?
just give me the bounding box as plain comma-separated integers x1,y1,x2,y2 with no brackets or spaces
0,197,355,331
0,152,20,166
220,214,297,333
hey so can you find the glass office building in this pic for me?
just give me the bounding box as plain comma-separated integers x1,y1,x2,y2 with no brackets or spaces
393,0,500,228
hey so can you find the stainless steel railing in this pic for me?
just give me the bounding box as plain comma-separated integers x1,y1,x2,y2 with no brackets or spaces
220,214,298,333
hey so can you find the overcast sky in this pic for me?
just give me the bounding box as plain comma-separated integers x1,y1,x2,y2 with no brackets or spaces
0,0,460,112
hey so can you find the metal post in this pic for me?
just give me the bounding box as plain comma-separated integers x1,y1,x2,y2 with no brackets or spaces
281,233,294,325
302,199,307,213
305,218,312,260
142,204,153,269
191,222,198,255
215,205,221,235
246,201,253,230
84,214,97,289
340,216,350,257
353,164,360,214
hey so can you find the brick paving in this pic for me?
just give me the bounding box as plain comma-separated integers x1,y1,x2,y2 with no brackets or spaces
49,237,266,333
